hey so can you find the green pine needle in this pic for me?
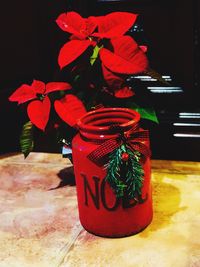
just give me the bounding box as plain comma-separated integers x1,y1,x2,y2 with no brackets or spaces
105,144,144,199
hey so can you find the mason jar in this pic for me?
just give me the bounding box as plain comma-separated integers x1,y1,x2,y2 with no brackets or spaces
72,108,153,237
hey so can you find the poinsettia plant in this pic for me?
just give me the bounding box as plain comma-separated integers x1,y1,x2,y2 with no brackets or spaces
9,11,161,157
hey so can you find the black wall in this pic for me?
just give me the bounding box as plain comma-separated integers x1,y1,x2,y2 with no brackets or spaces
0,1,68,153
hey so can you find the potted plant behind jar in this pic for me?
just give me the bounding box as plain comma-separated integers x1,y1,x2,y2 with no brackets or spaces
9,11,163,237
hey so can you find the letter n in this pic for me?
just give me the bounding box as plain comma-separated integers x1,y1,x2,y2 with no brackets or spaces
81,173,100,209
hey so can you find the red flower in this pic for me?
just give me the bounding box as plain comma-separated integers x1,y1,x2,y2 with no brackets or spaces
9,80,71,130
56,12,97,69
99,36,148,74
56,11,138,70
93,12,138,39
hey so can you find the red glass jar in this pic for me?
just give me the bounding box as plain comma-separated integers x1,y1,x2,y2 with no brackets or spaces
72,108,153,237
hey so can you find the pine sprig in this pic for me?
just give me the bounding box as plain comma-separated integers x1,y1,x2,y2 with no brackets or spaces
104,145,127,197
125,148,144,198
105,144,144,199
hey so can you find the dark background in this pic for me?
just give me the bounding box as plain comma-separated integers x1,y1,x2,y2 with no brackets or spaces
0,0,199,160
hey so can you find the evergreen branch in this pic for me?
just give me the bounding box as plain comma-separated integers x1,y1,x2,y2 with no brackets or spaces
105,145,127,197
105,144,144,199
125,148,144,198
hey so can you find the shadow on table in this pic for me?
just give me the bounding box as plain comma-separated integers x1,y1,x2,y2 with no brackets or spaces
50,166,76,190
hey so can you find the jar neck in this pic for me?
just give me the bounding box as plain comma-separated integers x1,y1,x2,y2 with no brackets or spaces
77,108,140,141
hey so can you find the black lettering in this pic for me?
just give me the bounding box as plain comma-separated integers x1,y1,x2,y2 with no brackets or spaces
101,179,120,211
81,173,100,209
122,197,138,209
138,193,148,204
81,173,148,211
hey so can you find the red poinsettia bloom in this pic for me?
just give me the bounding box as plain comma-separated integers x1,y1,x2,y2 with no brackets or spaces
56,11,139,70
56,11,97,69
9,80,71,130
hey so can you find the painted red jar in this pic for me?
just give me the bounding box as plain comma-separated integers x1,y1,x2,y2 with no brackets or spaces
72,108,153,237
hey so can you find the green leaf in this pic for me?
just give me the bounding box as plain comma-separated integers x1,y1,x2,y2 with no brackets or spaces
137,106,158,123
20,121,34,158
145,68,170,85
128,103,159,123
90,45,103,66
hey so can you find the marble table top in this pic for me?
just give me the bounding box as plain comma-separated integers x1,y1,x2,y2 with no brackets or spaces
0,153,200,267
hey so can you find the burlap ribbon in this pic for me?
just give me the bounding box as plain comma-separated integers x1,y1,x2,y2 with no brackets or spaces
87,125,151,167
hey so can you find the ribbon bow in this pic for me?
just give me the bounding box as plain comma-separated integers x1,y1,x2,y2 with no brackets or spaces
87,126,151,167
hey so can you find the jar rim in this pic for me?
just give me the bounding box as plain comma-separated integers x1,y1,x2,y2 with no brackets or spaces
77,108,140,135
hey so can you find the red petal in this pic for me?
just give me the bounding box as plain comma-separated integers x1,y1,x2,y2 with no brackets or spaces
58,40,92,69
85,16,97,36
31,80,45,94
101,64,124,89
93,12,137,38
45,82,71,94
56,12,96,39
54,94,86,127
56,12,86,39
99,36,148,74
140,45,148,53
114,86,135,98
69,34,80,40
9,84,36,104
27,96,51,131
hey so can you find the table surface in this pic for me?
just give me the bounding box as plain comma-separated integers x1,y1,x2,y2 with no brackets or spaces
0,153,200,267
